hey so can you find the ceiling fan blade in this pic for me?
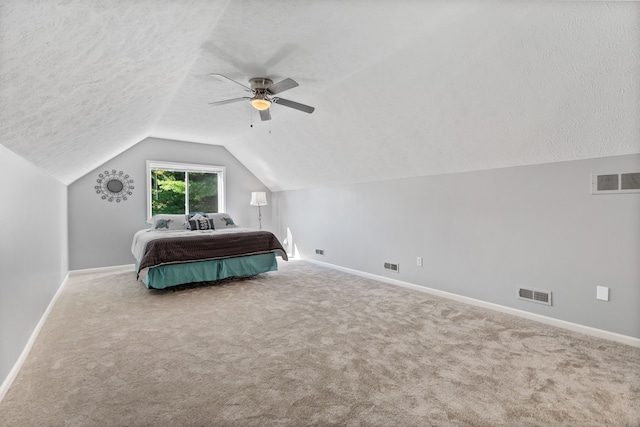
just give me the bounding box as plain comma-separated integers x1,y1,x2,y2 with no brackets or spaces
259,108,272,121
273,97,315,114
267,78,299,95
208,97,250,106
209,73,252,92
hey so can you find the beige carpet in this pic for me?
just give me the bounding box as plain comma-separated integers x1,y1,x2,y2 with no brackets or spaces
1,260,639,426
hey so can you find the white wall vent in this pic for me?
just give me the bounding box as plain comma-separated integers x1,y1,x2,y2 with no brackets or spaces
591,172,640,194
518,287,552,306
384,262,399,273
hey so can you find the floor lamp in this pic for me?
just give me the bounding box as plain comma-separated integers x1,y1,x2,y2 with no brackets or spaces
250,191,267,229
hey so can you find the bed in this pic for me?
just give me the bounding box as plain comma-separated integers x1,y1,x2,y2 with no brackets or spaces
131,213,288,289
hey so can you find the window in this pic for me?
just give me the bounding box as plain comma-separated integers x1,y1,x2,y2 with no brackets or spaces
146,161,225,219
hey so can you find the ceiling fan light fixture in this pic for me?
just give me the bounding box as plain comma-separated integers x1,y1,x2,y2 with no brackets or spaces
250,98,271,111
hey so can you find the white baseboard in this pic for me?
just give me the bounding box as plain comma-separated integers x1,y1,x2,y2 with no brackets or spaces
306,259,640,348
69,264,135,276
0,272,70,403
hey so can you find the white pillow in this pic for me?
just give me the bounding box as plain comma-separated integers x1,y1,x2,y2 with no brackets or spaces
207,213,238,229
148,214,188,230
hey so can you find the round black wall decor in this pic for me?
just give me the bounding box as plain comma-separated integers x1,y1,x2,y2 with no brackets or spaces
95,170,134,202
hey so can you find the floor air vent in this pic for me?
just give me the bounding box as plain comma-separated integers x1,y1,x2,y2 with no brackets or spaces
384,262,399,273
518,287,552,306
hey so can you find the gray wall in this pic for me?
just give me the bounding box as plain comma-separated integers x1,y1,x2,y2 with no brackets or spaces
0,144,68,385
273,154,640,338
68,138,271,270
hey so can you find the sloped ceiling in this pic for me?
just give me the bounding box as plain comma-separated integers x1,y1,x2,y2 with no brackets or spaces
1,1,638,190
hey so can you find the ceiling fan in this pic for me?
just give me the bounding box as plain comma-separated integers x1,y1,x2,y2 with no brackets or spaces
208,73,315,121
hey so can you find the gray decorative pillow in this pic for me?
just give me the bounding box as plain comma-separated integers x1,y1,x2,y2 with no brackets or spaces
186,212,207,221
186,213,208,229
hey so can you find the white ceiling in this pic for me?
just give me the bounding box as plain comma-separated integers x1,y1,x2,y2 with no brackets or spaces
1,1,638,190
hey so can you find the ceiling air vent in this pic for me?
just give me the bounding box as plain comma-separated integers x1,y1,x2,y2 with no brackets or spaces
518,287,552,306
592,173,640,194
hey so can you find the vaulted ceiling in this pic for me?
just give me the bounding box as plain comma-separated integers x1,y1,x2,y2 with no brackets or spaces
1,1,638,191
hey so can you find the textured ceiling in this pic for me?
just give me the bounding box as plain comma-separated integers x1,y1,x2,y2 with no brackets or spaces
1,1,639,189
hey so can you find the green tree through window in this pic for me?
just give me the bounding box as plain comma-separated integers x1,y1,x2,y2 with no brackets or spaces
188,172,219,213
147,161,225,218
151,170,186,215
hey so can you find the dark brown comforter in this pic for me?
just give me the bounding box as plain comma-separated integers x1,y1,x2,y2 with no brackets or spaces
138,230,288,273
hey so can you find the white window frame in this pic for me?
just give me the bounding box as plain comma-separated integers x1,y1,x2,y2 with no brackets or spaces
146,160,226,220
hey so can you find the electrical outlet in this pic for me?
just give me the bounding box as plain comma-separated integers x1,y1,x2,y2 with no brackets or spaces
315,249,325,256
417,257,423,266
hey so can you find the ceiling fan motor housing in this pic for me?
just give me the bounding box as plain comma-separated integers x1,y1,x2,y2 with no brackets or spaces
249,78,274,90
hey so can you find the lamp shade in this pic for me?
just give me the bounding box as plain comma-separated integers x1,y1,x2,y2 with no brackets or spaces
250,191,268,206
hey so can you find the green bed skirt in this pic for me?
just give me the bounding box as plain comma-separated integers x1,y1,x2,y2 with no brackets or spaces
142,253,278,289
